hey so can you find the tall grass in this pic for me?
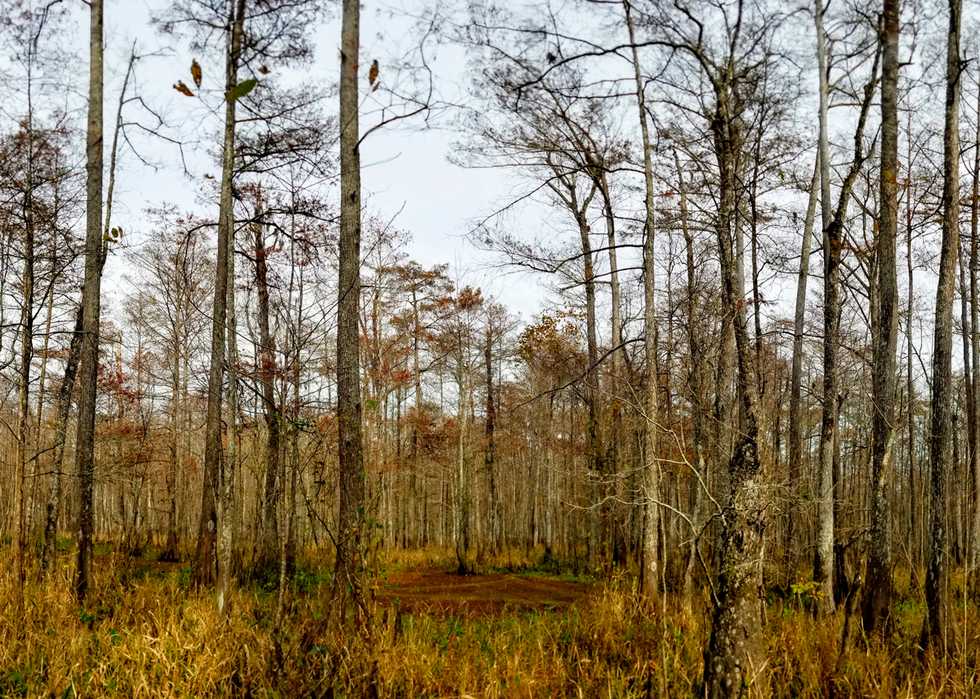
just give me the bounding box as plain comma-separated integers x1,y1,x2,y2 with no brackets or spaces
0,548,977,697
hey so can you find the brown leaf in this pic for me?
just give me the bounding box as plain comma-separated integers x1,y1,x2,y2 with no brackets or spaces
190,59,202,88
368,59,379,89
173,80,195,97
258,64,270,75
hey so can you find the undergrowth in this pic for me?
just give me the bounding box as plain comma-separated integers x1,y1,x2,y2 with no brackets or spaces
0,547,977,697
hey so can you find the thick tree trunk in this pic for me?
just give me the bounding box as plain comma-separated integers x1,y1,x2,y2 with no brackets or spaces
74,0,104,602
923,0,961,652
702,85,767,698
862,0,901,636
336,0,367,613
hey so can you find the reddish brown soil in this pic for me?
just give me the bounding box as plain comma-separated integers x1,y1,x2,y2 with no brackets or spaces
375,570,591,616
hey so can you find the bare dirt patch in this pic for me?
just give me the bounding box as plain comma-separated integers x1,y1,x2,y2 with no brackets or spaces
375,570,592,616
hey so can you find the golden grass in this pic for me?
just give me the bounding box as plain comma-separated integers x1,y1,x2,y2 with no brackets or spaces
0,548,978,697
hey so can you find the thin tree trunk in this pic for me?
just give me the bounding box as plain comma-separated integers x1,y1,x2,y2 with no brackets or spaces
455,345,470,575
194,0,246,588
625,0,660,600
40,309,83,572
217,174,240,614
484,322,500,555
970,73,980,581
906,117,918,570
254,198,281,568
813,0,836,613
675,148,706,600
15,111,36,612
787,157,819,575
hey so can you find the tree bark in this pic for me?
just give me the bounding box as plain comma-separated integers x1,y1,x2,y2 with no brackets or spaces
970,69,980,582
217,167,241,614
254,198,281,568
194,0,246,588
74,0,104,603
624,0,660,600
483,320,501,554
862,0,901,636
335,0,367,614
702,81,767,698
923,0,961,652
813,0,836,613
787,157,819,575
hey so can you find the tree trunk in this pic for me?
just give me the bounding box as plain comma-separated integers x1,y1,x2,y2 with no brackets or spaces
813,0,836,614
194,0,246,588
484,322,500,555
676,148,707,600
455,347,470,575
74,0,104,603
702,83,767,698
40,308,83,573
254,199,281,568
625,0,660,600
787,157,819,577
970,70,980,583
217,168,241,614
336,0,367,614
862,0,901,636
923,0,961,652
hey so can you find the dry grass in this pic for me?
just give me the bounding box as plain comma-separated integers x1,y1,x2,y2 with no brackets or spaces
0,547,978,697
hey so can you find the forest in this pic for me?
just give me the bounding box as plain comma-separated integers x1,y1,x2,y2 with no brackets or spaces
1,0,978,696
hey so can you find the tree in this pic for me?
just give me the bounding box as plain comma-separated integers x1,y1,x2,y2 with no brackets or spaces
814,0,882,613
335,0,366,614
923,0,961,652
191,0,247,590
624,0,660,601
252,190,282,570
639,2,790,691
862,0,901,636
74,0,104,603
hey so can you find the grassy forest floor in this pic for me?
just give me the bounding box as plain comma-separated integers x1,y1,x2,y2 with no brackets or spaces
1,546,979,697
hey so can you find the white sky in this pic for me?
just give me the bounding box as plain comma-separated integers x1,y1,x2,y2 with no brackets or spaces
7,0,967,384
81,0,550,325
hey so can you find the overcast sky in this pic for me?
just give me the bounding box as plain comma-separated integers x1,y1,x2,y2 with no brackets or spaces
13,0,957,379
54,0,555,326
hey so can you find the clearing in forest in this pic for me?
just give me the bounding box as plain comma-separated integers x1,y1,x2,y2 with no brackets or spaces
375,569,592,616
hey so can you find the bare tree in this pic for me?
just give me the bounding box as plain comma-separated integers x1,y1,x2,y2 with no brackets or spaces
862,0,901,636
74,0,104,602
624,0,660,600
335,0,367,614
923,0,961,652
